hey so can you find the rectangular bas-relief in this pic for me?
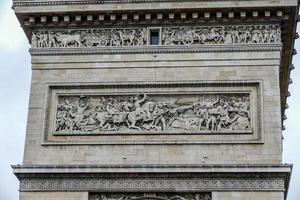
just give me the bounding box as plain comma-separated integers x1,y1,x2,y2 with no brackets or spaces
54,93,251,135
44,82,262,144
89,193,211,200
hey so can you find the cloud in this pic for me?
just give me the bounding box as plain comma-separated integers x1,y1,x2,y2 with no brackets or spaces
0,1,27,50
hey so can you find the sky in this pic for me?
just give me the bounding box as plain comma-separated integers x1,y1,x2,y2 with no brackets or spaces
0,1,299,200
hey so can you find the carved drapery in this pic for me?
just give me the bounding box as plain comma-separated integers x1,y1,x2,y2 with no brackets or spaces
32,25,281,48
54,93,251,135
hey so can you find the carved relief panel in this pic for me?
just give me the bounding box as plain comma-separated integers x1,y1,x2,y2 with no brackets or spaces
32,24,281,48
89,193,211,200
54,93,251,135
44,82,262,145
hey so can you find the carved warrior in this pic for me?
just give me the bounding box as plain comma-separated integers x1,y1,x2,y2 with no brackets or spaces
54,93,251,134
32,25,281,48
89,193,211,200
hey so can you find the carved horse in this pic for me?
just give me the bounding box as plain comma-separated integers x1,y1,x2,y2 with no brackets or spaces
195,28,222,44
126,101,156,130
116,30,136,46
55,33,81,47
92,111,111,129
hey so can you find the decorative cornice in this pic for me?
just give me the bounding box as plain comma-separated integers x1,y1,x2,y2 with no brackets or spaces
18,178,286,192
12,164,292,194
30,44,282,56
12,164,293,171
11,0,233,7
11,0,297,9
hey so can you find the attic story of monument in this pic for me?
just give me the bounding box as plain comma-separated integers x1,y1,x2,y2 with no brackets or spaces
11,1,299,200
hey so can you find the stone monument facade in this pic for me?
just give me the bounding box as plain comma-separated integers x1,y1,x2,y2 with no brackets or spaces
12,1,298,200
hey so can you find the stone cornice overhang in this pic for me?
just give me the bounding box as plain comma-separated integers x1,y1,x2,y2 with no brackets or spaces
10,0,300,10
29,44,282,56
12,164,292,199
12,0,299,123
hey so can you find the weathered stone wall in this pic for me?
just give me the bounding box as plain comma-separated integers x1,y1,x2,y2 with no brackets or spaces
212,192,284,200
20,192,88,200
23,50,282,165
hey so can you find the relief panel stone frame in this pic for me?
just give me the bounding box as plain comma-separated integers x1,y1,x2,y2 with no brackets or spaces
42,81,263,145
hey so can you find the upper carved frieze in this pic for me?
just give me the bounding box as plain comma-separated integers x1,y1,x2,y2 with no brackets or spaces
32,25,281,48
54,93,251,135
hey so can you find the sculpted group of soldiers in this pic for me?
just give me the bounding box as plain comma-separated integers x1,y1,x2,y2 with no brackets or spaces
55,93,251,134
162,25,281,45
31,28,148,48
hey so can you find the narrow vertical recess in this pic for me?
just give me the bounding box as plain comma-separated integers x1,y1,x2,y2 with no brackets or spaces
150,29,160,45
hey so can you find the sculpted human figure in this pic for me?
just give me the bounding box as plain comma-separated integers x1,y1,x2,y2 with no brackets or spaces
137,28,147,46
31,32,38,48
39,32,48,47
67,96,90,130
205,106,218,131
251,27,261,43
216,100,230,130
77,96,89,115
263,25,271,43
204,96,220,130
55,106,69,131
163,28,177,45
110,30,121,46
151,103,168,131
231,27,240,44
216,27,226,44
167,104,193,129
269,26,279,43
133,93,147,117
36,32,43,47
258,26,265,42
224,28,233,44
117,29,136,46
209,27,223,44
240,27,251,43
106,99,118,116
36,32,42,47
48,31,56,47
195,101,207,130
120,99,133,112
125,93,148,130
276,27,282,42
